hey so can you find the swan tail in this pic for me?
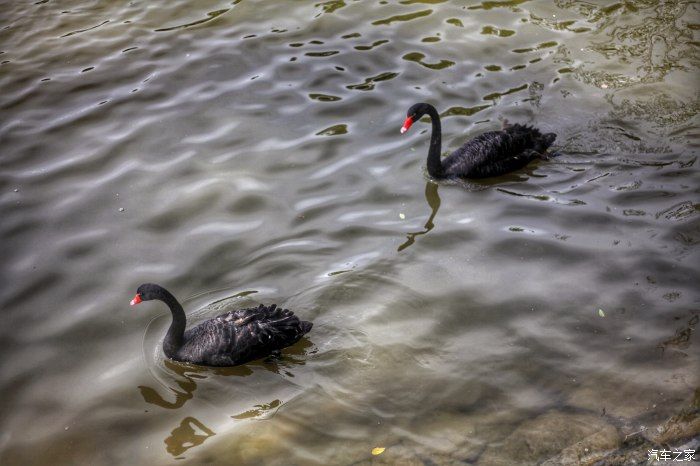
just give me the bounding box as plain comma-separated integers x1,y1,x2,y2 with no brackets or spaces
300,321,313,334
264,305,313,338
537,132,557,152
505,125,556,153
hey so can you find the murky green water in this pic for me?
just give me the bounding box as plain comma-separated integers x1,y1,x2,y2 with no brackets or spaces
1,1,698,464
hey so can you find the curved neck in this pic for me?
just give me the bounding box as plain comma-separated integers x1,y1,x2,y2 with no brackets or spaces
424,105,444,178
157,288,186,357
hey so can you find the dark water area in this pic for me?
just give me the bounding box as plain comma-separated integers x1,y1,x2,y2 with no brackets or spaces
0,1,698,465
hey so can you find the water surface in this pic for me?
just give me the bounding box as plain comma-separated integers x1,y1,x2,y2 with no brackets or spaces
1,1,698,464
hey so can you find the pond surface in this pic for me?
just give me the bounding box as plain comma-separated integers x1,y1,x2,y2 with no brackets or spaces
1,1,698,464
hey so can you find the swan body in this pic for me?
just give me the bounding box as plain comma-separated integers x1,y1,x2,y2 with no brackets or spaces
401,103,556,179
131,283,312,367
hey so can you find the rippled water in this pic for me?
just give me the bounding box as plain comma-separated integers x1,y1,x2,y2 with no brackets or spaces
1,1,698,465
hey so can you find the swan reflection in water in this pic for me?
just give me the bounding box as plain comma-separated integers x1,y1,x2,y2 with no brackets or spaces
398,181,441,252
165,416,216,458
138,339,314,457
139,338,314,409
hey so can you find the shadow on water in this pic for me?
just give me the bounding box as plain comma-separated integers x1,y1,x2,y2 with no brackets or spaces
398,181,441,252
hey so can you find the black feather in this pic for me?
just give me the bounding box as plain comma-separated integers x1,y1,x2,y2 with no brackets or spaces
403,103,556,179
132,283,312,367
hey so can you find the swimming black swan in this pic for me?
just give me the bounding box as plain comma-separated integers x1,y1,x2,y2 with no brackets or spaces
401,102,556,179
130,283,312,367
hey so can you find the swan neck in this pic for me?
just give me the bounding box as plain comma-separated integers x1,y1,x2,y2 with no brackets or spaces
425,106,444,178
160,289,186,356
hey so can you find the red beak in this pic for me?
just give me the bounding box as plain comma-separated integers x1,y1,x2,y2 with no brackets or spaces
130,293,142,306
401,116,414,134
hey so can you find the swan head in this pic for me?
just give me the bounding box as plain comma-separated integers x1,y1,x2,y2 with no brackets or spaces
130,283,165,306
401,102,432,134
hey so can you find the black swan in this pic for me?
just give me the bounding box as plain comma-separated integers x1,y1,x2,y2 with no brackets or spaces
130,283,312,367
401,103,556,179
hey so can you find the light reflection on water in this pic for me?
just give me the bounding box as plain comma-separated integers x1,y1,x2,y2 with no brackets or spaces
0,0,698,465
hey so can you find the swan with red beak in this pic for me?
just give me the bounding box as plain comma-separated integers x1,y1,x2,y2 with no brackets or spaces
399,102,556,179
128,283,312,366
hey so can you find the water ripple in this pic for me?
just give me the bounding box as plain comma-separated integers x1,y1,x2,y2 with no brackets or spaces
1,1,698,465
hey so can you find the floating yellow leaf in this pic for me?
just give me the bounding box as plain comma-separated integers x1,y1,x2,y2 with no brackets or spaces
598,309,605,317
399,213,405,219
371,447,385,456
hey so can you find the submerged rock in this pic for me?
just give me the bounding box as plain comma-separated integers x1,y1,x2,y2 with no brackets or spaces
478,411,620,466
